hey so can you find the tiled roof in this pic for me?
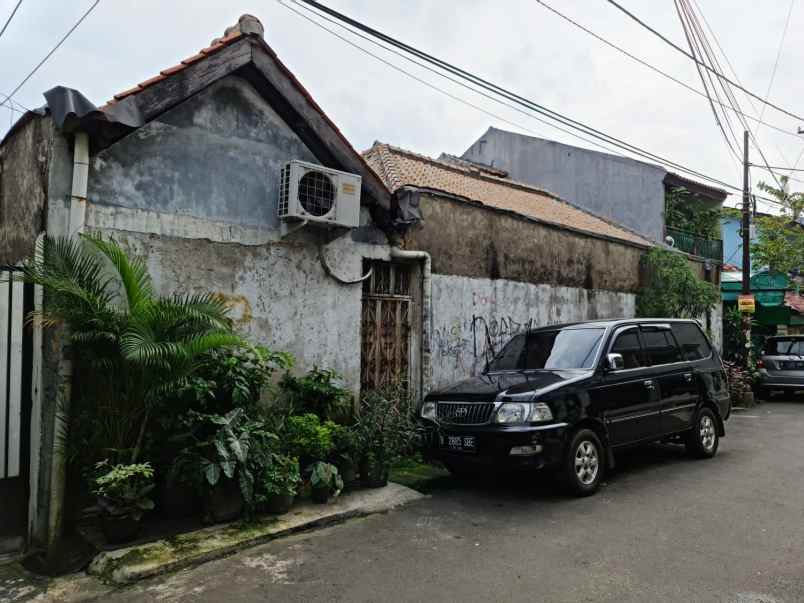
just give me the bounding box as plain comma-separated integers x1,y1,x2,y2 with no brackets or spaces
102,29,245,108
364,143,652,247
785,291,804,314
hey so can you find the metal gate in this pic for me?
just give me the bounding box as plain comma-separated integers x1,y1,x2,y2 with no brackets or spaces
361,261,412,392
0,269,33,547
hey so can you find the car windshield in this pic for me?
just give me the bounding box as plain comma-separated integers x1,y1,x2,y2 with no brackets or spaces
487,328,605,371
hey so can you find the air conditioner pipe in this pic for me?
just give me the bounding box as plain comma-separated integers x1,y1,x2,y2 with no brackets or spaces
390,247,432,399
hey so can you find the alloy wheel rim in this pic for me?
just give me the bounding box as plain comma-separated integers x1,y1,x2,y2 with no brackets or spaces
700,415,716,451
574,440,599,485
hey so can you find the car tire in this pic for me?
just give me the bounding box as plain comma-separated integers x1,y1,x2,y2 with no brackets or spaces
562,429,604,496
757,387,775,401
685,407,719,459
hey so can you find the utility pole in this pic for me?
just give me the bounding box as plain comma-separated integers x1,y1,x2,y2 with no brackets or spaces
741,130,753,368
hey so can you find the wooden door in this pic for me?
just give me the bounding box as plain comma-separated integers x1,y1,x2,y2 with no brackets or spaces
361,261,412,393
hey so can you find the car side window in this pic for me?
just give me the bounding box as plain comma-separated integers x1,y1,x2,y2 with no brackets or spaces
788,341,804,356
671,323,712,361
611,329,644,369
641,328,682,366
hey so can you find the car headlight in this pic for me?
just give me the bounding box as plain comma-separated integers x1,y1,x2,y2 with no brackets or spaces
494,402,553,424
420,401,437,420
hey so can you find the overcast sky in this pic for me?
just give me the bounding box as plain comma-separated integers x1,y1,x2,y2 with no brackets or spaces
2,0,803,211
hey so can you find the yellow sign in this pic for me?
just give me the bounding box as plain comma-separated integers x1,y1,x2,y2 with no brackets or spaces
738,294,755,314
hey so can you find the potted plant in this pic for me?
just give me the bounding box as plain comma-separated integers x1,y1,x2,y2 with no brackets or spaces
257,454,301,514
330,424,359,489
283,413,336,470
174,408,263,523
356,388,416,488
92,460,155,544
309,461,343,503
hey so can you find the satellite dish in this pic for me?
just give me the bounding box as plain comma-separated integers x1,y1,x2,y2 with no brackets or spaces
665,235,675,248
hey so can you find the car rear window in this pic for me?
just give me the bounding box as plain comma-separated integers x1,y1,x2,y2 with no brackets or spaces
671,323,713,361
641,328,682,366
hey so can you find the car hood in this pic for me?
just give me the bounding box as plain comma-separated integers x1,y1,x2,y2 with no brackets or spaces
426,370,592,402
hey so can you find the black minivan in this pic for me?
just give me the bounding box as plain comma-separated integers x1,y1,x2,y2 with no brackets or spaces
419,319,730,495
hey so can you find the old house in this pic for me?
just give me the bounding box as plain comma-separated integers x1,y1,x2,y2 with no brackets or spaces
0,15,718,556
462,127,729,259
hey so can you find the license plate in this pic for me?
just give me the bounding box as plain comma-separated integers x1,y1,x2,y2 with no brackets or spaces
440,434,477,453
781,361,804,370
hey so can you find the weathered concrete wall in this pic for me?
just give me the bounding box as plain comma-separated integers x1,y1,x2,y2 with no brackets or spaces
430,274,636,389
462,127,666,243
405,192,645,293
89,76,317,229
86,74,390,392
0,116,53,265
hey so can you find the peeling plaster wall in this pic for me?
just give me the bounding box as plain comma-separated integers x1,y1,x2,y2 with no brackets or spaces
0,115,53,265
429,274,635,389
86,74,389,392
89,76,317,229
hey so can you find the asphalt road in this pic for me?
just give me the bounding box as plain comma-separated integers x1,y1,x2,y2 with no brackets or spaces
105,401,804,603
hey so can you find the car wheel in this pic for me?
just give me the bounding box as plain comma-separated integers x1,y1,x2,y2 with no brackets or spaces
685,407,719,459
562,429,603,496
757,387,775,401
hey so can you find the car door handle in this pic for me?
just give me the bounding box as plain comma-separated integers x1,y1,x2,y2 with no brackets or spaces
683,373,693,382
643,380,655,389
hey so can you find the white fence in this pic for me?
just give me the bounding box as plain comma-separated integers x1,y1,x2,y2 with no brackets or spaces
0,270,24,479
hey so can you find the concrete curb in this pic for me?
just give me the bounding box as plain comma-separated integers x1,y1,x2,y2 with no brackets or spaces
88,483,424,585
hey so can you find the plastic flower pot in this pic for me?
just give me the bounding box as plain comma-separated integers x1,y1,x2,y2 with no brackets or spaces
311,485,331,504
206,479,244,523
101,515,142,545
337,460,358,490
263,493,295,514
359,458,389,488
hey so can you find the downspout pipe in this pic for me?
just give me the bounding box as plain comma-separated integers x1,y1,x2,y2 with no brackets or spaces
390,247,431,399
47,131,89,553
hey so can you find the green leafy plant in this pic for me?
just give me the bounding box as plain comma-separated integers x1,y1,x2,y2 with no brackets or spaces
309,461,343,501
283,414,337,463
636,248,720,319
665,186,721,239
355,386,417,473
330,423,359,465
750,215,804,275
280,367,352,421
257,454,301,500
18,234,243,466
173,408,276,514
92,460,155,520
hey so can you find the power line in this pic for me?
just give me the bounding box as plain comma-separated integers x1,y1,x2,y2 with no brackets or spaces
756,0,795,127
689,0,800,177
0,0,100,109
605,0,804,123
0,0,23,40
532,0,802,141
289,0,789,210
277,1,633,162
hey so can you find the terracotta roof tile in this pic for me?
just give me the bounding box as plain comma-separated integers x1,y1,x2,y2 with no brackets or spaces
113,85,143,101
160,64,185,76
138,74,167,88
363,143,651,248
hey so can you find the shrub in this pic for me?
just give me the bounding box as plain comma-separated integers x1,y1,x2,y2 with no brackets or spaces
92,461,155,520
280,367,352,421
637,247,719,319
256,454,301,501
283,414,337,463
355,386,417,470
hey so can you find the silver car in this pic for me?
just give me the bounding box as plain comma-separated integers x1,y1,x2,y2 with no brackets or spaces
758,336,804,398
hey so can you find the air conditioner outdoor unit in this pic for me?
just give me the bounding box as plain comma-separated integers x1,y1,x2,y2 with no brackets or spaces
278,160,361,228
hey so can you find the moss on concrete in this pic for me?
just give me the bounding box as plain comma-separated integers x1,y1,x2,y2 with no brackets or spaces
390,458,450,492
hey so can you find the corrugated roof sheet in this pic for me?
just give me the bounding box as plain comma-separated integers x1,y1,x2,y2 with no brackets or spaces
364,142,652,247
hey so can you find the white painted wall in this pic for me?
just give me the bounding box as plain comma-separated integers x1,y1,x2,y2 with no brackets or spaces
429,274,636,390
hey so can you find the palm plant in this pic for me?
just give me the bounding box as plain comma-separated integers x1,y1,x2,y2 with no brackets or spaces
20,234,243,464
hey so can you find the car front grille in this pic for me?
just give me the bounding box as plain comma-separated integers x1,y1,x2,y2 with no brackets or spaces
436,402,494,425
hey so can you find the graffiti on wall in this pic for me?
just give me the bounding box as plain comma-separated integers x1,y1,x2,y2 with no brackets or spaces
433,313,535,377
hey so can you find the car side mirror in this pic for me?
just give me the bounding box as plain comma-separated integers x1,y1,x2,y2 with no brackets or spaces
606,353,625,371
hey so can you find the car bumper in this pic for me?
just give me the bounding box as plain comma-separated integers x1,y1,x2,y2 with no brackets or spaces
420,421,569,472
758,370,804,389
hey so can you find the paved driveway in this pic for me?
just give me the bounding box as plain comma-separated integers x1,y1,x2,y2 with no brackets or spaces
106,402,804,603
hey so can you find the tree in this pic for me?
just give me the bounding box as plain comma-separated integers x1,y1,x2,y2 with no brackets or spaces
636,248,720,319
757,176,804,222
751,215,804,275
19,234,243,463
